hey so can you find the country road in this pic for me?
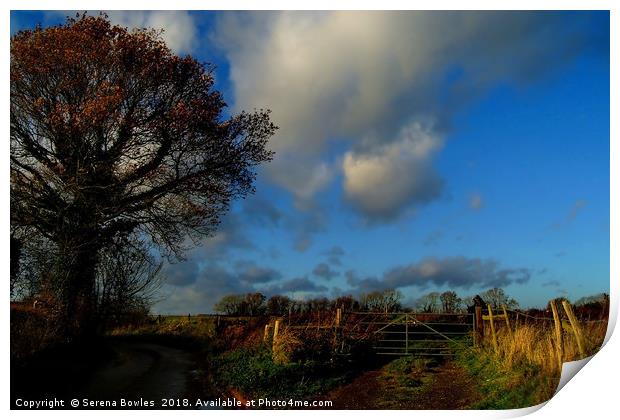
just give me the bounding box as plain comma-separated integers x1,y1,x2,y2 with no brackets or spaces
82,341,198,402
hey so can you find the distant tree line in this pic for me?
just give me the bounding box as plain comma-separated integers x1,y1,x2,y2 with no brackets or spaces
214,289,405,316
213,287,523,316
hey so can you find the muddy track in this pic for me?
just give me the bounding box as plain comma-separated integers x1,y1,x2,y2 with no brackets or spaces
326,359,480,409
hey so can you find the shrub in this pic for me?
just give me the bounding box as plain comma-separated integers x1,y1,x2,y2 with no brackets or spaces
272,329,303,364
11,303,63,363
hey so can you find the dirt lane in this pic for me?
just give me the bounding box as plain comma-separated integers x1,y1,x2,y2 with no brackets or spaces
83,341,197,401
326,359,480,409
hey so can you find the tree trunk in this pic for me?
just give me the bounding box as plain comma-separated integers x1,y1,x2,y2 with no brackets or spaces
54,237,101,340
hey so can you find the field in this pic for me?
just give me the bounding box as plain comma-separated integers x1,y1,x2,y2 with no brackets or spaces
11,298,608,410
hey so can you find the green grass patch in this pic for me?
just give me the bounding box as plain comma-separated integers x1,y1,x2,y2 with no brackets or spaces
454,348,558,409
374,356,434,408
213,345,353,400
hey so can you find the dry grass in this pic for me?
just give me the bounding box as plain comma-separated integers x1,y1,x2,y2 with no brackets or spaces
482,318,608,376
11,304,63,362
272,328,304,364
271,326,339,364
456,318,608,408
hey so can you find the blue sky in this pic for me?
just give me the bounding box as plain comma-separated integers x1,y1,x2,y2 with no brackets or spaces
11,11,610,312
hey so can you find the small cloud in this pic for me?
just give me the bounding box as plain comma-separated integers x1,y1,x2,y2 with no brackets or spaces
322,246,346,266
551,199,588,229
568,199,587,221
312,263,339,281
554,251,567,258
423,230,443,246
234,260,281,284
542,280,560,287
469,193,484,211
294,236,312,252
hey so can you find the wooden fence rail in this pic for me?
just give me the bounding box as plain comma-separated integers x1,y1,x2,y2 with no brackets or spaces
260,299,603,362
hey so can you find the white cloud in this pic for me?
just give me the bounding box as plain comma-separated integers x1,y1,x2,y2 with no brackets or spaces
342,122,444,221
214,11,600,217
48,11,198,53
214,11,445,203
107,11,197,53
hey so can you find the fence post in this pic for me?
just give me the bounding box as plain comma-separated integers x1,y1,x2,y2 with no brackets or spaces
474,304,484,346
502,305,513,340
561,300,586,358
487,304,498,352
405,313,409,354
550,300,564,370
272,319,281,352
263,323,271,343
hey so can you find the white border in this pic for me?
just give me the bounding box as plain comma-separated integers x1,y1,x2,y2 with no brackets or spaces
3,2,617,420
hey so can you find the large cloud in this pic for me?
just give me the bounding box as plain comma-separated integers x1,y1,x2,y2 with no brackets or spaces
214,11,605,220
346,256,532,292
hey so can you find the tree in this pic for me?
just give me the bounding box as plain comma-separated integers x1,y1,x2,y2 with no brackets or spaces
440,290,462,313
380,289,403,313
332,295,359,312
304,297,331,313
573,293,608,307
95,236,162,327
360,289,403,313
243,292,266,316
214,294,245,316
481,288,519,310
10,15,275,336
266,295,292,316
416,292,441,313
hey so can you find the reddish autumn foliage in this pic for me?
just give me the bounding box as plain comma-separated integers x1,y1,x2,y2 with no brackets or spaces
10,14,276,336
